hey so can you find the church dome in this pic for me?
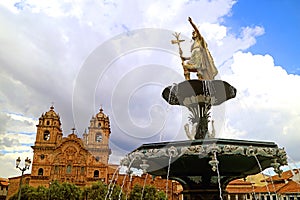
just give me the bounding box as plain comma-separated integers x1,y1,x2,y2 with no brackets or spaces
38,106,61,127
43,106,60,119
96,107,108,120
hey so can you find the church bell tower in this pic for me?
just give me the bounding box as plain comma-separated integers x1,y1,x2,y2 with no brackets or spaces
83,107,111,164
34,105,63,147
31,106,63,178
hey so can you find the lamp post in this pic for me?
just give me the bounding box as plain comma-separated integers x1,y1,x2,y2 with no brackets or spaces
48,181,52,200
16,157,31,200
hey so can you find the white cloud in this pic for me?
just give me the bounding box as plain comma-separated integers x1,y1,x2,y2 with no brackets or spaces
1,0,298,178
0,151,33,178
221,51,300,160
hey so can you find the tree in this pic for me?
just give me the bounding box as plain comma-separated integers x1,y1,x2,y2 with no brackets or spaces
83,181,125,200
143,185,157,200
84,181,107,200
9,184,36,200
30,185,48,200
50,181,81,200
108,184,124,200
156,191,167,200
128,184,166,200
128,184,142,200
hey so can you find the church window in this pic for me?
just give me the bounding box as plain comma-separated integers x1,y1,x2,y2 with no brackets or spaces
98,123,101,127
38,168,44,176
46,121,50,125
95,132,102,142
66,165,72,174
80,167,85,174
43,130,50,141
94,170,99,178
54,166,59,174
40,154,45,160
95,156,100,162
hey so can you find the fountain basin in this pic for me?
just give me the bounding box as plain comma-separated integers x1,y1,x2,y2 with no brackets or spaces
121,138,287,199
162,80,237,106
162,80,237,139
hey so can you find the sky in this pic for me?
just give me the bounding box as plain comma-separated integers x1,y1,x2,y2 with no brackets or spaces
0,0,300,178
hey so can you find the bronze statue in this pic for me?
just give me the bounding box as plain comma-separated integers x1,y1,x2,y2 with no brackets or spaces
172,17,218,80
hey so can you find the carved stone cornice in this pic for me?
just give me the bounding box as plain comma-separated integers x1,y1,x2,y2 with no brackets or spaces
122,143,287,164
121,139,288,176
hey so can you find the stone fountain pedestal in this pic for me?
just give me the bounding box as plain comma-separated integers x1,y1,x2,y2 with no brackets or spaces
122,138,287,200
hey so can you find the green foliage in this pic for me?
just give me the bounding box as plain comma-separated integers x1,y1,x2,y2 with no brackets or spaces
9,180,165,200
30,185,48,200
128,184,142,200
84,181,107,200
107,183,125,200
9,184,36,200
128,184,166,200
156,190,167,200
50,181,81,200
143,185,157,200
9,181,81,200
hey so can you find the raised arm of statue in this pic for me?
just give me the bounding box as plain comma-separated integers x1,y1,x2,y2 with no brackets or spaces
188,17,206,47
188,17,199,35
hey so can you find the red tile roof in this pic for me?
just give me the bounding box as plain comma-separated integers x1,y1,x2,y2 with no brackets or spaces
277,181,300,194
265,169,299,182
226,169,300,195
226,179,255,194
0,178,9,186
254,183,286,193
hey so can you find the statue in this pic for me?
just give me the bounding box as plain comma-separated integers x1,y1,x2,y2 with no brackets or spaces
172,17,218,80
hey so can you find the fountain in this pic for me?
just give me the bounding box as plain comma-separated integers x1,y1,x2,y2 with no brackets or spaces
120,18,287,199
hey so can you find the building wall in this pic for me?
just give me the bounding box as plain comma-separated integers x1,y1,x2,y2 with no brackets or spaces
106,172,182,199
0,178,9,200
6,174,31,199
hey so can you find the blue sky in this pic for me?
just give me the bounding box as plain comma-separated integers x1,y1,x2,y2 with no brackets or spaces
0,0,300,178
227,0,300,74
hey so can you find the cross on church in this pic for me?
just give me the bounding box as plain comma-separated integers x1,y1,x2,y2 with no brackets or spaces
50,101,55,109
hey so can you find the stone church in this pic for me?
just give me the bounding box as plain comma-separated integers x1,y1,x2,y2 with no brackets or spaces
7,106,182,199
8,105,115,197
30,105,112,186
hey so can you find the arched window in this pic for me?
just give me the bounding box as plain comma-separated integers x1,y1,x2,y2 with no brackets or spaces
54,166,59,174
66,165,72,174
80,167,85,175
98,123,101,127
95,132,102,142
43,130,50,141
94,170,99,178
38,168,44,176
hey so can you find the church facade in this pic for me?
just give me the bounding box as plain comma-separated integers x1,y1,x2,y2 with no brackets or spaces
7,106,183,199
30,105,112,187
8,106,113,198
